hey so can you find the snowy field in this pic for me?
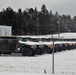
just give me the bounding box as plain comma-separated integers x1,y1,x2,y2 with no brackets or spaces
0,49,76,75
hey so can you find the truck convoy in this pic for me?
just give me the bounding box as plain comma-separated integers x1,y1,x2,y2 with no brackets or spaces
0,26,76,56
0,34,76,56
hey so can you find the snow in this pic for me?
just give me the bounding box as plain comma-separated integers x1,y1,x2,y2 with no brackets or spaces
59,33,76,39
51,32,76,39
19,40,76,45
0,72,51,75
0,49,76,75
17,32,76,39
18,32,76,45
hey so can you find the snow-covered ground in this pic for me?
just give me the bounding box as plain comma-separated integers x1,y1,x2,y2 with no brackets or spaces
0,49,76,75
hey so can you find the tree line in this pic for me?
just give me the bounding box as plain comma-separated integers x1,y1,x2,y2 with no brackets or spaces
0,4,76,35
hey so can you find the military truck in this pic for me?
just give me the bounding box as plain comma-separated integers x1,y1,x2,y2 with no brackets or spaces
0,35,76,56
0,36,53,56
0,36,44,56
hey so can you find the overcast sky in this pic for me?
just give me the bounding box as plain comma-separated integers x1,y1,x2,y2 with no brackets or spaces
0,0,76,17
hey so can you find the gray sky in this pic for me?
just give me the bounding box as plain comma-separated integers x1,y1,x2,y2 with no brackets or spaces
0,0,76,17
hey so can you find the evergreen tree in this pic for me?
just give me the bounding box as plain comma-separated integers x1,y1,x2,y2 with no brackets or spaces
40,4,48,34
0,5,75,35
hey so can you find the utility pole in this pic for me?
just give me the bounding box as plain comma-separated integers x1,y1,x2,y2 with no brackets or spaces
57,21,60,38
51,35,55,74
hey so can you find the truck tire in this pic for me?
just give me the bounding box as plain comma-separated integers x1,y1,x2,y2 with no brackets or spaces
56,46,61,52
21,47,35,56
35,47,43,55
49,48,52,54
66,44,71,50
61,44,66,51
42,46,51,54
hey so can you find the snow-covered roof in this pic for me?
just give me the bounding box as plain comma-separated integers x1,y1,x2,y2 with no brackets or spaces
59,33,76,39
17,32,76,40
18,40,76,45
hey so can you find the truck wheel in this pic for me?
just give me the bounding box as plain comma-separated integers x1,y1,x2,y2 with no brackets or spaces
49,48,52,54
42,46,51,54
21,47,35,56
35,47,43,55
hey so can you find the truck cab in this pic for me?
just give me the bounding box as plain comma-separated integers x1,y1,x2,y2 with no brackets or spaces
0,36,18,54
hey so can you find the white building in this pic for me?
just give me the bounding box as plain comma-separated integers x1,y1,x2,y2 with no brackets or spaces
0,25,12,36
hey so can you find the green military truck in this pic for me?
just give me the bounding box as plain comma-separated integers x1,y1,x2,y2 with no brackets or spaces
0,36,76,56
0,36,52,56
0,36,43,56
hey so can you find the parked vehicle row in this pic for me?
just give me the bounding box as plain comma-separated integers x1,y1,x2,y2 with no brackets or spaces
0,36,76,56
